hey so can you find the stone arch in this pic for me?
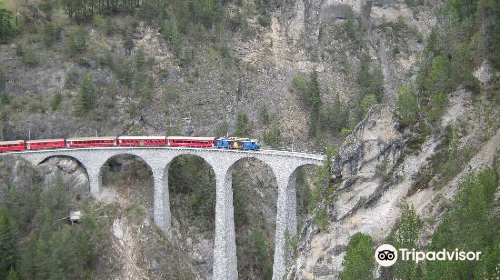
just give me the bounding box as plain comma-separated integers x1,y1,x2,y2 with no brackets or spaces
97,153,155,202
226,156,279,279
164,153,217,226
37,155,91,193
288,163,321,227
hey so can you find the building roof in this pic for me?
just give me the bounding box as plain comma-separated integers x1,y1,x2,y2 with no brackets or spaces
26,139,65,143
118,136,166,140
0,140,25,145
67,136,117,141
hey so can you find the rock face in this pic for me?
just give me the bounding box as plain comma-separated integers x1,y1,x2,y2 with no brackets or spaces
0,156,39,201
288,84,500,279
37,157,90,200
288,105,408,279
332,104,404,179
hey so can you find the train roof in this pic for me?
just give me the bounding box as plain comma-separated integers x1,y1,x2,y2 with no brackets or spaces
118,136,166,140
0,140,25,145
67,136,117,141
167,136,216,140
218,137,257,142
26,139,65,143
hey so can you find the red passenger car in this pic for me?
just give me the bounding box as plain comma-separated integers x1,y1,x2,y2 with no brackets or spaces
0,140,26,153
67,137,116,148
26,139,66,150
117,136,167,147
167,136,216,148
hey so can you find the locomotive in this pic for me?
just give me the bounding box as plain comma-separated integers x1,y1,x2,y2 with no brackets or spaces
0,136,261,153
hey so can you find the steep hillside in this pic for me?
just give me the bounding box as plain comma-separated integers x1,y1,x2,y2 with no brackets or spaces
0,0,440,151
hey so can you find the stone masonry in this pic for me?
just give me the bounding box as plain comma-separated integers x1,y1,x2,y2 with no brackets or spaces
2,147,324,280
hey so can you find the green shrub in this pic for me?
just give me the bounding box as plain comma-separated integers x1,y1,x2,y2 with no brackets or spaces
425,55,452,96
65,68,80,89
0,69,6,92
427,92,448,122
43,22,62,47
395,85,419,127
66,27,88,57
257,14,271,27
0,9,14,44
50,92,62,111
20,45,38,67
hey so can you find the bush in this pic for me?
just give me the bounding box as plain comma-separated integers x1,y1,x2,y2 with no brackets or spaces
257,14,271,27
43,22,62,47
50,92,62,111
427,92,448,122
66,27,88,57
0,69,6,92
395,85,419,127
290,73,308,104
425,55,452,96
0,9,14,44
20,45,38,67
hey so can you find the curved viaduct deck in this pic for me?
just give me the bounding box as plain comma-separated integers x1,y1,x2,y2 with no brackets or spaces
1,147,325,280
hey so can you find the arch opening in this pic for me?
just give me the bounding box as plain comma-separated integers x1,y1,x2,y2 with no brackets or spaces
229,157,278,280
166,154,216,231
165,154,216,278
290,164,320,231
38,156,91,201
99,154,153,211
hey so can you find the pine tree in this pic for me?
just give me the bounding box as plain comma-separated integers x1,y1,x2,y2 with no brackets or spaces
75,75,96,115
6,267,20,280
340,232,375,280
308,70,321,137
0,9,14,44
234,112,250,137
0,205,16,280
384,204,422,280
395,85,419,127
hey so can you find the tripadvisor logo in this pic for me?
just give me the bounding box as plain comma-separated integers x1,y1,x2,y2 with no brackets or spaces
375,244,481,267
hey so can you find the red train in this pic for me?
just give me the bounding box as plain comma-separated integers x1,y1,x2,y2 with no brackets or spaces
0,136,220,153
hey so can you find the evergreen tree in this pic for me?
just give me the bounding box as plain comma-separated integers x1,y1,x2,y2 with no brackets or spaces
123,32,134,56
395,85,419,127
6,267,20,280
340,232,375,280
0,9,14,44
323,93,349,133
75,75,96,115
425,55,452,96
308,70,321,137
234,112,250,137
358,52,372,96
383,204,422,280
135,47,146,71
0,205,16,279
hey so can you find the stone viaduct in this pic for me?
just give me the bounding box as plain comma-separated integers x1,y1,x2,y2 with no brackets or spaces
2,147,324,280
